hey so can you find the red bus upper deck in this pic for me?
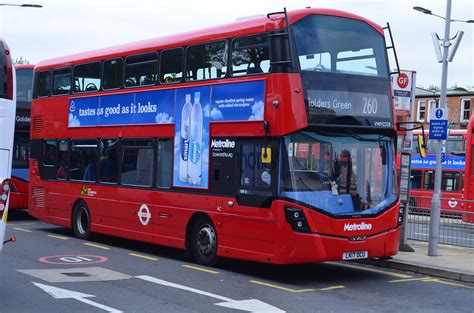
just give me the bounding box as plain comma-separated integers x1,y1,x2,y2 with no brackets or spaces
10,64,34,210
29,8,401,265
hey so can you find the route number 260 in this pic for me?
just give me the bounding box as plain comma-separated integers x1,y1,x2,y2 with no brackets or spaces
362,97,378,114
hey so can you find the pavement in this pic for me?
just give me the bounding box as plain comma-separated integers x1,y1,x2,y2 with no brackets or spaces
361,240,474,283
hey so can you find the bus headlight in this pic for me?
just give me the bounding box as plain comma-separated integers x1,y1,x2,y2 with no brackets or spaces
284,207,311,233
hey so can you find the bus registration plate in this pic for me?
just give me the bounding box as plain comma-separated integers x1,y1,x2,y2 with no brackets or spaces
342,251,368,260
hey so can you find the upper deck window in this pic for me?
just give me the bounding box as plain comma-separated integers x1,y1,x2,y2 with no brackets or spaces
73,62,101,93
292,15,388,78
231,34,270,76
124,52,158,88
52,68,72,96
186,41,228,81
103,58,123,90
17,68,34,102
37,71,52,98
160,48,183,84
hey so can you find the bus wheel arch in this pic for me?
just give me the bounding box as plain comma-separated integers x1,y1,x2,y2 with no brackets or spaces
186,212,218,266
72,199,91,240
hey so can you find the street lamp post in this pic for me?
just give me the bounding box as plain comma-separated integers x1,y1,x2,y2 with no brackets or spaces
414,1,471,256
0,4,42,7
0,3,42,35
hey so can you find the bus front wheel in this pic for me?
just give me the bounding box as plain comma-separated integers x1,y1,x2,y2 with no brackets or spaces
72,201,91,240
190,216,218,266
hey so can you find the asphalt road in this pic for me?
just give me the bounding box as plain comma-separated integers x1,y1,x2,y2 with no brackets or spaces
1,210,472,313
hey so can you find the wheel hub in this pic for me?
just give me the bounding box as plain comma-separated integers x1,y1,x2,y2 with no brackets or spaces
197,225,216,257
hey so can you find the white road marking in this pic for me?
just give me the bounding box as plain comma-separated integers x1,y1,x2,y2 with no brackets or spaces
136,275,285,312
33,282,123,313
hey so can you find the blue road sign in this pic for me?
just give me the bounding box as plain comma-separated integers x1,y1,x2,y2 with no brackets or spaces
429,108,448,140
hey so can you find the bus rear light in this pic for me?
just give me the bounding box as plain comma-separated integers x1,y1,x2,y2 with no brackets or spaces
0,179,11,212
284,207,311,233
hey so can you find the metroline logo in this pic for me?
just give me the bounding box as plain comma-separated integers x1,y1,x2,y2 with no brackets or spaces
211,139,235,149
343,222,373,231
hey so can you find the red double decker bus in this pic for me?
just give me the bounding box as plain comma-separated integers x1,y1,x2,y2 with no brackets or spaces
29,8,401,265
409,129,466,214
10,64,34,210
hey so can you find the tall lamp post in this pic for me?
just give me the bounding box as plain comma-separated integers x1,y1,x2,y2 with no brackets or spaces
0,3,42,35
414,2,472,256
0,3,41,7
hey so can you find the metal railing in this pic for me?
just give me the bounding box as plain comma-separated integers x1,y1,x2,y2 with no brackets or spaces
406,196,474,247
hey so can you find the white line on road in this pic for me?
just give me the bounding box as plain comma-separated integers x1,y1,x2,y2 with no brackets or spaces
33,282,123,313
136,275,285,312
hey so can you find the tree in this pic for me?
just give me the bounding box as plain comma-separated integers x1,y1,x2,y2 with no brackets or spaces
14,57,30,64
427,85,440,92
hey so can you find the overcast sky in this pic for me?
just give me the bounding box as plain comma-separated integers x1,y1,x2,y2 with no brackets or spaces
1,0,472,88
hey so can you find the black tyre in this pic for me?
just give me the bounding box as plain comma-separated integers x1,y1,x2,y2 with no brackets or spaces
72,200,91,240
190,216,218,266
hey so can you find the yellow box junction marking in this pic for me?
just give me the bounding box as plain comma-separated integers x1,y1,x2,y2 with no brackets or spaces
182,264,219,274
83,242,111,250
250,280,316,293
128,253,158,261
13,227,32,233
327,262,412,279
46,234,69,240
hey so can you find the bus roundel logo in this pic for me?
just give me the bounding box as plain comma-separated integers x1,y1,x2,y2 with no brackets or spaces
138,204,151,226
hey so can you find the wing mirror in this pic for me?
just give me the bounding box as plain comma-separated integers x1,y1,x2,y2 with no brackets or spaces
397,122,427,158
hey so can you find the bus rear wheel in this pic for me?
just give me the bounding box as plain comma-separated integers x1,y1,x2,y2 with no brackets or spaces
190,217,218,266
72,201,91,240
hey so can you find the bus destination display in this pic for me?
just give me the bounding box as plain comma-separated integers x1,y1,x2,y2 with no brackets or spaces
306,89,392,127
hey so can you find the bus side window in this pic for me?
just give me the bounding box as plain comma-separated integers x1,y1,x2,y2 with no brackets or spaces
37,70,52,98
52,68,71,96
410,170,422,189
156,138,172,188
42,139,57,180
423,171,435,190
121,139,154,187
103,58,123,90
99,139,120,184
73,62,101,93
70,139,98,182
43,139,56,167
231,34,270,77
57,139,70,180
160,48,183,84
186,41,228,81
124,52,158,88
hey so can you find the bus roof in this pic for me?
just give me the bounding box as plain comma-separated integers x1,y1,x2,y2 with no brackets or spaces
35,8,384,71
15,64,34,70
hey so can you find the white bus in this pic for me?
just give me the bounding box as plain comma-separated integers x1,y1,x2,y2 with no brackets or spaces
0,37,16,251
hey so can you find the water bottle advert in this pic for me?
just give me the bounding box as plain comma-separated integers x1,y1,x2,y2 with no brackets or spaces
173,86,210,189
